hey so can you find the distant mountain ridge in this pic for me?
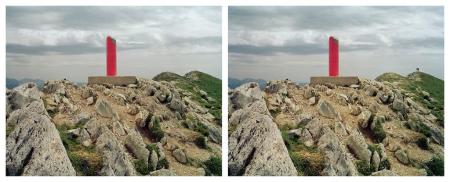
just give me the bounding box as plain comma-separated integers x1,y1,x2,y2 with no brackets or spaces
6,78,45,89
228,78,267,89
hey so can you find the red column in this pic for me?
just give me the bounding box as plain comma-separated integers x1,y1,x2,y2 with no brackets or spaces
329,36,339,77
106,36,117,76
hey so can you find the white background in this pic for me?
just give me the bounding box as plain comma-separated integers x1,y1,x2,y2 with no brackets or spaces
0,0,448,181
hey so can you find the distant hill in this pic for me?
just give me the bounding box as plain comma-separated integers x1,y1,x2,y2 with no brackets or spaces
154,71,222,121
229,78,267,90
376,71,444,126
6,78,45,89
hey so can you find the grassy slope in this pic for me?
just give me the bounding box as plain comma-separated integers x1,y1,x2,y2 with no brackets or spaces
153,71,222,121
376,71,444,126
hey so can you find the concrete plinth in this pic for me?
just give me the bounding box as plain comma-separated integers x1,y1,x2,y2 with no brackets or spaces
88,76,137,86
310,76,359,87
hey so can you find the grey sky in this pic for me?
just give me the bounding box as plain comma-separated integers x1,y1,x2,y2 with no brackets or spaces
229,6,444,82
6,6,222,82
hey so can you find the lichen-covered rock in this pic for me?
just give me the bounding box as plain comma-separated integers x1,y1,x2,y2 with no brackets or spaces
172,148,187,164
6,100,76,176
317,100,338,119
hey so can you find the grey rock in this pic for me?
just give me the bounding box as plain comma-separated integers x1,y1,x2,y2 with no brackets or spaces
346,131,371,162
124,130,150,162
86,97,94,105
358,110,372,128
371,170,397,176
6,101,76,176
372,151,381,171
8,82,41,111
317,100,338,119
392,99,408,113
96,129,137,176
95,99,118,119
318,127,358,176
229,107,297,176
172,149,187,164
135,109,149,128
394,149,409,165
150,169,176,176
150,150,158,171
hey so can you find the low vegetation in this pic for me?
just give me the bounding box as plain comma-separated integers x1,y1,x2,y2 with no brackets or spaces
58,125,102,176
203,156,222,176
355,160,374,176
149,119,165,141
281,129,325,176
371,121,386,143
425,156,444,176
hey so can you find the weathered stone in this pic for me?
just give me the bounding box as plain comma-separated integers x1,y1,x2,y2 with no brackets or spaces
87,97,94,105
135,109,149,128
346,131,371,162
317,100,338,119
371,170,397,176
372,151,380,171
124,130,150,162
394,149,409,165
150,169,176,176
150,150,158,171
172,148,187,164
358,110,372,128
95,99,118,119
6,101,76,176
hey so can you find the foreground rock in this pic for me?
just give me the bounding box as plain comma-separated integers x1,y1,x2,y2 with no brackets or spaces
229,83,297,176
6,90,75,176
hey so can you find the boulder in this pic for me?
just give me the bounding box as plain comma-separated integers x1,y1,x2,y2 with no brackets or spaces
346,131,371,162
372,151,380,171
172,149,187,164
6,101,76,176
150,150,158,171
127,104,139,115
392,99,408,113
8,82,41,111
394,149,409,165
318,127,358,176
336,94,348,106
371,170,397,176
229,82,264,111
229,105,297,176
96,129,137,176
317,100,338,119
86,97,94,105
124,131,150,162
358,110,372,128
135,109,149,128
150,169,176,176
349,105,362,116
95,99,118,119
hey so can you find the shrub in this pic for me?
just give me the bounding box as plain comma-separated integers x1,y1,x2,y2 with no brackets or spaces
372,121,386,143
195,136,208,149
290,152,324,176
157,158,170,169
417,123,432,137
194,121,209,137
416,137,429,150
204,156,221,176
356,160,374,176
149,120,165,141
425,156,444,176
379,160,391,170
134,159,150,175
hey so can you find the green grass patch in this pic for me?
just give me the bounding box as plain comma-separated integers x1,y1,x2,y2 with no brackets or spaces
204,156,222,176
372,121,386,143
425,156,444,176
355,160,374,176
149,119,165,141
134,159,150,175
58,126,102,176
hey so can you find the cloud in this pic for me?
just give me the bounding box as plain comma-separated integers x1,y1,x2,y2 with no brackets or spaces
229,6,444,81
6,6,222,81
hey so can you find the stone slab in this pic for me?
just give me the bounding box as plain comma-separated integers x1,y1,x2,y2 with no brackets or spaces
88,76,137,86
310,76,359,87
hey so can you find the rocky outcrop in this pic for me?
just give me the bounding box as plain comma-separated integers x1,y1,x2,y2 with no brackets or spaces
229,83,297,176
6,84,75,176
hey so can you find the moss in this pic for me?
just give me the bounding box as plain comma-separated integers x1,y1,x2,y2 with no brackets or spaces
425,156,444,176
194,136,208,149
204,156,221,176
416,137,429,150
372,121,386,143
134,159,150,175
355,160,374,176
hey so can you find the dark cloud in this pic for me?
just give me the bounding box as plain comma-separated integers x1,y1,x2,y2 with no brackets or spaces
229,6,444,81
6,6,222,81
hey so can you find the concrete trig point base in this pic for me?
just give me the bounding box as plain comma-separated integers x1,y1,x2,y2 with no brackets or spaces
310,76,359,87
88,76,137,86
